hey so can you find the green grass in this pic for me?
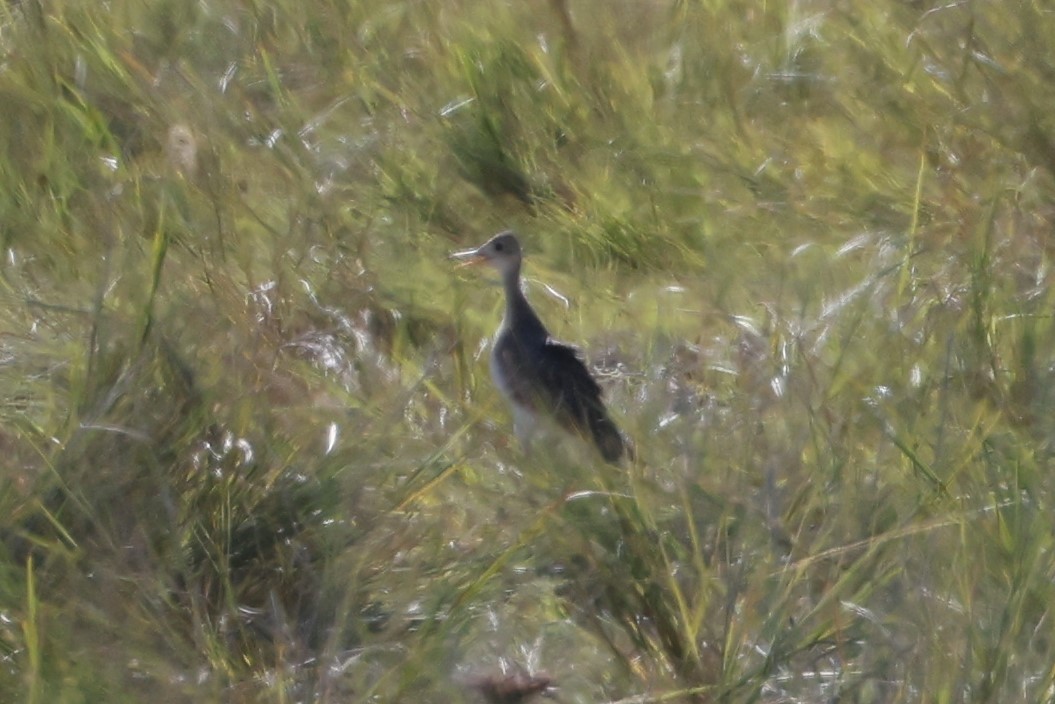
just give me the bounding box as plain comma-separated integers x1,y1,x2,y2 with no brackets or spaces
2,0,1055,701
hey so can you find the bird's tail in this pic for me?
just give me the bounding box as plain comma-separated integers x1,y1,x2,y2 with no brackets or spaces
589,412,633,465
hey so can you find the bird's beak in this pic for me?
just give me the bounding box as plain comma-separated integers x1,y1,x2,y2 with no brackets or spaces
450,247,486,268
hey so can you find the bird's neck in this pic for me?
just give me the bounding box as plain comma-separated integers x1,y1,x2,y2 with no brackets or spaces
501,266,548,343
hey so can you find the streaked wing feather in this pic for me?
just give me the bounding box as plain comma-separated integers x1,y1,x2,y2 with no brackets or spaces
534,339,627,463
534,340,603,416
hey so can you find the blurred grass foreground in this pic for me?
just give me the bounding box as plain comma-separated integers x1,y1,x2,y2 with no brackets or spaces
2,0,1055,701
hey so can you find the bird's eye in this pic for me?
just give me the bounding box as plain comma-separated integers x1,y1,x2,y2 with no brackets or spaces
494,242,504,251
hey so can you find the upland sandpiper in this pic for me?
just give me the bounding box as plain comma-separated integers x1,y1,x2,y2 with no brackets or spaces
453,231,629,464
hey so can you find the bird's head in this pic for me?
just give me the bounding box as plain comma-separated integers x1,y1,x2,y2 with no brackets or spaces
451,231,523,278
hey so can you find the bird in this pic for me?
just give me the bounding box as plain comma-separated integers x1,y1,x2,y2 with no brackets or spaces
452,231,629,464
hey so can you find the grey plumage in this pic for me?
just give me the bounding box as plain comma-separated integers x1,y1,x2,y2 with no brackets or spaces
453,231,629,464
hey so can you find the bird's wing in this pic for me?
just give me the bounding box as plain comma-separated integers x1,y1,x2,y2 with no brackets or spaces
530,339,627,463
536,340,603,403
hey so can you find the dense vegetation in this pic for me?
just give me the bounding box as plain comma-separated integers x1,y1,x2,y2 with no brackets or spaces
2,0,1055,701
